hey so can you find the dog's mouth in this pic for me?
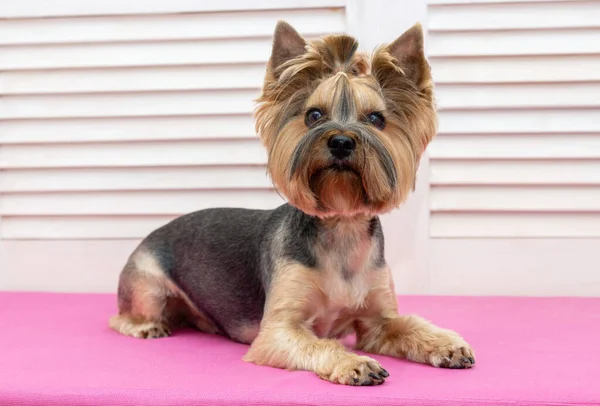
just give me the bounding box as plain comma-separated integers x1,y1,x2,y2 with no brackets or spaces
310,161,361,183
330,160,361,175
310,160,364,191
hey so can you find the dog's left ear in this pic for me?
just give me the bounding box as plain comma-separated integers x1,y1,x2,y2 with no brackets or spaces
376,22,431,90
269,21,307,76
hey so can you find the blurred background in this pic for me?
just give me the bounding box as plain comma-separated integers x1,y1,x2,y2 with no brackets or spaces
0,0,598,297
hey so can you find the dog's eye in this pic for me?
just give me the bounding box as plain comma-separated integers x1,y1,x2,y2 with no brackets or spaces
367,112,386,130
305,108,324,126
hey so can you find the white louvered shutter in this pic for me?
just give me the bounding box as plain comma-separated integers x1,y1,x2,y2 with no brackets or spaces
0,1,353,241
425,0,600,296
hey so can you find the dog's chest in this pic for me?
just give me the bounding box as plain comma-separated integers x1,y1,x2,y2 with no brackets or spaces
311,270,371,338
310,229,377,338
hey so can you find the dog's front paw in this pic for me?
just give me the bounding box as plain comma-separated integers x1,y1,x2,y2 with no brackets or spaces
426,330,475,369
320,355,389,386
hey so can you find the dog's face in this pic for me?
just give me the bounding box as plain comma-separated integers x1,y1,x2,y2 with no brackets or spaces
255,21,437,218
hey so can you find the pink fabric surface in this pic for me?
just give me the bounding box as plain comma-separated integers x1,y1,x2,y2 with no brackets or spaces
1,292,599,406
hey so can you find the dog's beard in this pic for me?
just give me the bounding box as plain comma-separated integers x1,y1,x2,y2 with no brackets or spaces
309,164,364,214
284,122,399,217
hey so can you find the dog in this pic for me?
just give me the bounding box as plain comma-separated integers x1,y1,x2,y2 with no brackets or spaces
109,20,475,386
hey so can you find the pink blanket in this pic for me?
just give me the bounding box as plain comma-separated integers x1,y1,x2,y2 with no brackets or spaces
1,292,598,405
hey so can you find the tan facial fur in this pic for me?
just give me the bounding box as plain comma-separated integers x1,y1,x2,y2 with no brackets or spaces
255,22,437,218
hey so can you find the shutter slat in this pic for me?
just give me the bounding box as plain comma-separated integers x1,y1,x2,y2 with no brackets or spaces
439,110,600,134
436,83,600,110
0,115,256,143
0,140,267,169
0,9,345,45
0,167,271,192
429,134,600,159
431,186,600,212
0,38,273,70
430,29,600,57
0,90,259,119
0,0,346,18
0,190,284,215
0,65,265,95
432,55,600,84
430,160,600,185
428,1,600,31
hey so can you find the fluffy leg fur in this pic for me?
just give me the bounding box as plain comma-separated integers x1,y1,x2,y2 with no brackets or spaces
355,268,475,369
243,261,389,386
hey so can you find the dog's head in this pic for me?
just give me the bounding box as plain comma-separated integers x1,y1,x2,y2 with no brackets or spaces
255,21,437,218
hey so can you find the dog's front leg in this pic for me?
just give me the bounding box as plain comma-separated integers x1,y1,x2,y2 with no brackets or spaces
355,270,476,369
243,262,389,386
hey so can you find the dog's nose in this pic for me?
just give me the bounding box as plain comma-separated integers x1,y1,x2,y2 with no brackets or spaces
328,135,356,159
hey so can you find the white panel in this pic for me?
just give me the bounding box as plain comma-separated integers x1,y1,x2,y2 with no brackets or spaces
432,55,600,84
0,240,138,292
0,90,258,119
431,186,600,212
0,115,256,143
1,216,176,239
428,1,600,31
429,134,600,159
0,38,272,70
429,29,600,57
0,140,267,168
430,160,600,185
429,238,600,297
0,65,265,94
0,190,284,215
0,9,345,45
438,110,600,134
5,237,600,295
0,0,345,18
0,166,271,192
431,213,600,238
436,83,600,110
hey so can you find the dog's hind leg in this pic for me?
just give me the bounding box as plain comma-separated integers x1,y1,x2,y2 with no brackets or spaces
109,247,173,339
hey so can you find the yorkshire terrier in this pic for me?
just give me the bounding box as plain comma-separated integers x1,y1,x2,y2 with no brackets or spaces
110,20,475,386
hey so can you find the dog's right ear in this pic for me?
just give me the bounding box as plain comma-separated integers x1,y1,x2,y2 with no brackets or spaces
269,21,307,75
